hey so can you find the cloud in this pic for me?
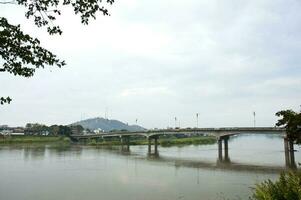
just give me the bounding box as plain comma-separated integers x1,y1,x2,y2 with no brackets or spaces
0,0,300,128
120,86,171,97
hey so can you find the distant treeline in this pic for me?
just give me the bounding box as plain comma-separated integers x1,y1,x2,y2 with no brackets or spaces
25,123,84,136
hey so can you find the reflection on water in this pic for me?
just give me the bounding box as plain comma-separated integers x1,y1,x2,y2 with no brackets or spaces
0,134,300,200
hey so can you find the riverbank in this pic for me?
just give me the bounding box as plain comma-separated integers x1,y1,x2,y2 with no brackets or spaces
0,135,216,147
0,135,70,144
87,136,216,146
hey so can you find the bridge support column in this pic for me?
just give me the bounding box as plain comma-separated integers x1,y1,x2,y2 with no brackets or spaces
217,136,231,163
284,137,290,166
126,137,130,151
154,136,158,155
289,139,296,168
224,136,229,162
218,138,223,161
147,136,159,156
120,136,130,152
120,136,124,146
284,137,296,168
148,137,152,154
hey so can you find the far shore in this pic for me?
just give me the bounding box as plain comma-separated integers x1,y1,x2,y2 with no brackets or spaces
0,135,70,144
86,136,216,147
0,135,216,146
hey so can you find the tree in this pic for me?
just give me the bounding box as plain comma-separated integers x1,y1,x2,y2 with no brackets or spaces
49,125,60,135
70,125,84,134
57,125,72,136
1,0,114,104
276,109,301,144
24,123,49,135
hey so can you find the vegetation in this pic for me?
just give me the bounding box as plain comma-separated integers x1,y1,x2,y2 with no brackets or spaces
276,110,301,144
251,110,301,200
252,170,301,200
0,0,114,104
25,123,84,136
87,136,216,146
0,135,70,144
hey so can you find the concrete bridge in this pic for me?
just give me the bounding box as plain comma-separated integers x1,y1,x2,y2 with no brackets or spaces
70,127,297,168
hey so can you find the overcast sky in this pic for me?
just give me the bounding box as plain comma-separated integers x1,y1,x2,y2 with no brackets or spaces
1,0,301,128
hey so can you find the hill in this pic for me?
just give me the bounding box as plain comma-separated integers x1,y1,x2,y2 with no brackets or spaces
71,117,146,132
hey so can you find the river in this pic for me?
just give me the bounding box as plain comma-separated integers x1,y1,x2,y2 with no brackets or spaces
0,134,300,200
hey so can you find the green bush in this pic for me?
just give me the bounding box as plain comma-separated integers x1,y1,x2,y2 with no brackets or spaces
252,171,301,200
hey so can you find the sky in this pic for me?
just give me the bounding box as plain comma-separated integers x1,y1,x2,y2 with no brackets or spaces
1,0,301,129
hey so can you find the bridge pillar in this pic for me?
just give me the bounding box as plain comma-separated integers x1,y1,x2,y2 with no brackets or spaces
120,136,130,151
284,137,296,168
217,136,231,163
284,137,290,166
154,136,158,155
218,138,223,161
224,136,230,162
127,137,130,150
148,137,152,154
120,136,124,146
147,136,159,156
289,139,296,168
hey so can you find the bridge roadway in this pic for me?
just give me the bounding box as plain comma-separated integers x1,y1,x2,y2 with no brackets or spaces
70,127,297,168
71,127,286,139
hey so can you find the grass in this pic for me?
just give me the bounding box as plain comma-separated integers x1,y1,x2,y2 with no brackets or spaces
0,135,71,144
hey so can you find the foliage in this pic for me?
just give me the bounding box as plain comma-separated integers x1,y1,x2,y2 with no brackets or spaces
49,125,60,135
276,110,301,144
0,17,65,77
25,123,49,134
70,125,84,134
252,171,301,200
0,0,114,103
57,125,72,136
25,123,83,136
12,0,114,35
0,96,12,104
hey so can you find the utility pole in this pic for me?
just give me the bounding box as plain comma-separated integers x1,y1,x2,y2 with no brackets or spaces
135,119,138,125
253,111,256,127
175,117,177,128
196,113,199,128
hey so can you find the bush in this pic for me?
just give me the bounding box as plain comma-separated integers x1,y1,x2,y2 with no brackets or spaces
252,171,301,200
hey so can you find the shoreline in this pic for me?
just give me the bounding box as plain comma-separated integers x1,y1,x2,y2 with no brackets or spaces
0,135,216,146
0,135,70,144
86,136,216,147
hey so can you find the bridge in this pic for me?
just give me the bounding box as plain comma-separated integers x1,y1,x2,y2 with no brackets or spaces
70,127,297,168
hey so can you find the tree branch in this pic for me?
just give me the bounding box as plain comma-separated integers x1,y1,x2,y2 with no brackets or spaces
0,97,12,105
0,0,16,4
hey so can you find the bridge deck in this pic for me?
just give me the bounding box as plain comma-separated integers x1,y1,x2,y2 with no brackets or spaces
71,127,286,139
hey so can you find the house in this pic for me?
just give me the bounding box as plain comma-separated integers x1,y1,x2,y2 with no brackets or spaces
93,128,104,134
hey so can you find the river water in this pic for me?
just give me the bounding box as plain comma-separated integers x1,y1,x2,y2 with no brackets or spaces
0,134,300,200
